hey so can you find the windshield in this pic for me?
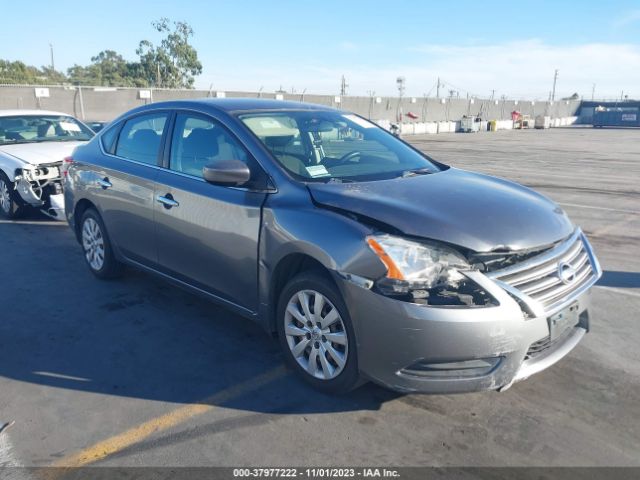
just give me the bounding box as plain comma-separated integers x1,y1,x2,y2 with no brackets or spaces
239,111,440,182
0,115,94,146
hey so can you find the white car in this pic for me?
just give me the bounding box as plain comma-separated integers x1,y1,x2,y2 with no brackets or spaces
0,110,94,220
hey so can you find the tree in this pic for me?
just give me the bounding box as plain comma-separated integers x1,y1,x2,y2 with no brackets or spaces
68,50,148,87
2,18,202,88
0,59,66,85
136,18,203,88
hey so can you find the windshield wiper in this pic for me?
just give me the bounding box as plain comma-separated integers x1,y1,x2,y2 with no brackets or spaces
326,177,356,183
0,139,41,145
49,137,88,142
401,167,433,178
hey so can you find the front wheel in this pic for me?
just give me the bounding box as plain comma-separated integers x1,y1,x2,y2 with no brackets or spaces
80,208,123,279
277,271,360,394
0,172,24,220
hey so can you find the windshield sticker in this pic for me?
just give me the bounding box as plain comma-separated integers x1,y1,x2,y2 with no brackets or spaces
259,119,285,129
59,121,81,132
343,114,374,129
305,165,331,178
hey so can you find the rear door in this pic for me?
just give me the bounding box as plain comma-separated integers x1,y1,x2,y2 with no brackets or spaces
94,111,169,266
153,111,268,313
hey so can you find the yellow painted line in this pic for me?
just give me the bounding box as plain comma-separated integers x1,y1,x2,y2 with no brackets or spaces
52,365,287,468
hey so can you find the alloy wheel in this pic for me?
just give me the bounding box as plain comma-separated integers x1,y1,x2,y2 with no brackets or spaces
82,217,105,271
0,179,10,214
284,289,349,380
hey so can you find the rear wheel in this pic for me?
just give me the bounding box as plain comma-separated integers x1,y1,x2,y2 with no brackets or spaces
80,208,123,279
277,271,360,394
0,172,24,220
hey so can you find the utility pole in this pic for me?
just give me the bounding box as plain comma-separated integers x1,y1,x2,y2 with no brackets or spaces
49,43,55,71
436,77,441,98
551,69,559,101
591,83,596,101
340,75,348,96
491,89,495,101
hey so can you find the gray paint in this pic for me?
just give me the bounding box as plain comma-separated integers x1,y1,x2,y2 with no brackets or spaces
65,98,599,393
307,168,574,252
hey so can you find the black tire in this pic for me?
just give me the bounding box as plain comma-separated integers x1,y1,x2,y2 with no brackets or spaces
0,171,25,220
277,270,360,394
79,208,123,279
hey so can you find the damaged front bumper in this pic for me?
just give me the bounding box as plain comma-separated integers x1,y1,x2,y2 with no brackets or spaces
337,230,601,393
14,162,65,219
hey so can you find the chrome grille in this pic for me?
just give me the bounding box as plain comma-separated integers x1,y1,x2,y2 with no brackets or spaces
488,229,601,316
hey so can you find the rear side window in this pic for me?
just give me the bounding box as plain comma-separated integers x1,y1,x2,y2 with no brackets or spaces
115,113,168,165
100,123,120,154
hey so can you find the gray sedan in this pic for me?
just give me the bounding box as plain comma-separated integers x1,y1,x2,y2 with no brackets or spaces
63,99,601,394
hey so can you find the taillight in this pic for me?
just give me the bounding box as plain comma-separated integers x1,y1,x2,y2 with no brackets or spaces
62,156,74,177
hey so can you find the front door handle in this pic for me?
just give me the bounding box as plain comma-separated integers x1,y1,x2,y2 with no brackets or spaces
157,194,179,209
97,178,112,189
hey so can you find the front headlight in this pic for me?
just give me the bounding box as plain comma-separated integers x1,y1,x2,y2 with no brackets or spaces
367,234,495,307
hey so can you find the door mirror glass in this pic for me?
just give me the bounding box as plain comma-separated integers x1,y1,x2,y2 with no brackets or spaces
203,160,251,186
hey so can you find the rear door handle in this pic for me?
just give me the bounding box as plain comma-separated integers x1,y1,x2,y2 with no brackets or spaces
97,178,112,189
157,194,179,209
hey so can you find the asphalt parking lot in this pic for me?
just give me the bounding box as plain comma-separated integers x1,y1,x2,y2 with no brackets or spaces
0,127,639,468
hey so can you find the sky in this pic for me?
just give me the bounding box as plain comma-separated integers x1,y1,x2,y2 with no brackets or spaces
2,0,640,99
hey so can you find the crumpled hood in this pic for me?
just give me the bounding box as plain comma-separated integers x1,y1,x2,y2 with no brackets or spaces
307,168,574,253
0,141,86,166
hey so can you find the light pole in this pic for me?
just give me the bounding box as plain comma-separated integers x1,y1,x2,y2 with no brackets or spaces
49,43,55,71
396,76,405,123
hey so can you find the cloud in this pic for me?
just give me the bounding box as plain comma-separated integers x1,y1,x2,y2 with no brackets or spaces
339,41,359,52
612,9,640,28
198,40,640,100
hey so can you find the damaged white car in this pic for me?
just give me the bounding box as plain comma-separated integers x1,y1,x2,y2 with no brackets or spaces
0,110,94,220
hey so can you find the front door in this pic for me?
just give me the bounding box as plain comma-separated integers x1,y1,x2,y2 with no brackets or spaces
154,112,267,312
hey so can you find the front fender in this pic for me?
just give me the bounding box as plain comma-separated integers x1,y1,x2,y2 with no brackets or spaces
258,192,387,331
0,151,27,181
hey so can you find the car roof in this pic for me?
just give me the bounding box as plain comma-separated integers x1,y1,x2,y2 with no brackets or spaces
138,98,338,114
0,109,73,117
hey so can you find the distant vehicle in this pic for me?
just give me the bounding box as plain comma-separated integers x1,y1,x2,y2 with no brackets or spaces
593,107,640,128
86,121,108,133
0,110,94,219
64,99,601,394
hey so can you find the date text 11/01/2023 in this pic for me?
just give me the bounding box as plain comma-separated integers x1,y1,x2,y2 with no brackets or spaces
232,468,400,478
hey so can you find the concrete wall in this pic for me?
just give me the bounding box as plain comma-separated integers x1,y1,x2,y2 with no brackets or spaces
0,84,581,125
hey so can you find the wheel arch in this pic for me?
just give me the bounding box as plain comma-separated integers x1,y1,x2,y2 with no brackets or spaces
73,198,98,243
267,252,338,334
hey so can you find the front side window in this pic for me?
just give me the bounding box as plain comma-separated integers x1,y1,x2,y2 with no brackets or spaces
115,113,168,165
0,115,94,146
169,113,249,179
240,111,440,182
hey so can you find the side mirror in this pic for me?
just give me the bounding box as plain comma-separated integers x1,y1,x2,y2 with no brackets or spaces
202,160,251,186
